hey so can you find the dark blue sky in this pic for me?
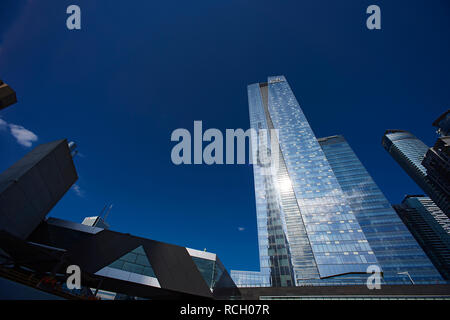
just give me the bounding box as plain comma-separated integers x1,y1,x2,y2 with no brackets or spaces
1,1,449,272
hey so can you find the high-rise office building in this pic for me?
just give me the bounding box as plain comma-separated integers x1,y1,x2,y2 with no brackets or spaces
393,195,450,280
422,137,450,214
381,130,429,185
231,76,443,287
382,130,449,215
318,135,443,284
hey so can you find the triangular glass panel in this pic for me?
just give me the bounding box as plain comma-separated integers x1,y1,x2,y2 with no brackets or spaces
192,256,216,289
107,245,156,278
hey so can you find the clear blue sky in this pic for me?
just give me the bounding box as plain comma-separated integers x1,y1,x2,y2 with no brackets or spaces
0,1,449,273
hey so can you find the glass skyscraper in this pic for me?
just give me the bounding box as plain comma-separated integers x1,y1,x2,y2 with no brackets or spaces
319,136,443,284
422,137,450,214
231,76,443,287
382,130,449,215
381,130,429,181
394,195,450,280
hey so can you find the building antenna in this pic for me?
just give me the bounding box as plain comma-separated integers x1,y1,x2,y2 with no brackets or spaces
93,205,108,228
98,205,107,218
103,204,113,222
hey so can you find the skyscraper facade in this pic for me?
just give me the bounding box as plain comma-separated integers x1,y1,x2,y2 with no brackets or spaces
231,76,443,287
382,130,429,183
319,136,443,284
382,130,449,215
393,195,450,280
422,137,450,214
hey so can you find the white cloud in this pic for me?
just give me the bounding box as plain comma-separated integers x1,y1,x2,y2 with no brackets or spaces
72,184,85,198
238,227,245,232
9,124,38,147
0,117,38,147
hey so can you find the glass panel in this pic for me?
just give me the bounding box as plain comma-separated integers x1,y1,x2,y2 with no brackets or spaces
107,245,156,278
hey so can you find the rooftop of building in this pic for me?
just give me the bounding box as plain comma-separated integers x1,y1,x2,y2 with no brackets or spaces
432,109,450,127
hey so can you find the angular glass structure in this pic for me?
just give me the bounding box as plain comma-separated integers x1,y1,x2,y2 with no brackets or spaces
230,270,270,287
319,136,443,284
186,248,238,294
107,245,156,278
232,76,443,287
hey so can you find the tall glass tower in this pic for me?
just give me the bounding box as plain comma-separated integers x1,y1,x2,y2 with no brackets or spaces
231,76,443,287
381,130,429,181
393,195,450,280
319,136,443,284
382,130,449,215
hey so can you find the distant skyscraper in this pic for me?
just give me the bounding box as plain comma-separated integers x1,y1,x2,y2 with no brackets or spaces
318,135,443,284
382,130,429,183
422,137,450,214
433,110,450,137
393,195,450,280
382,130,449,215
231,76,443,287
